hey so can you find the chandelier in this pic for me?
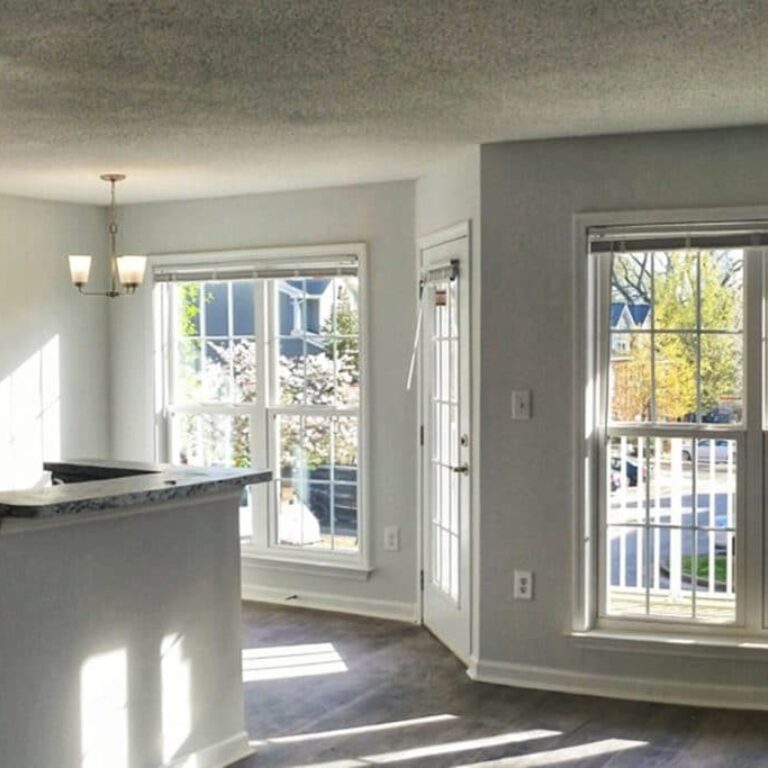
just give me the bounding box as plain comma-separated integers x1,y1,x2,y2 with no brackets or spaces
68,174,146,297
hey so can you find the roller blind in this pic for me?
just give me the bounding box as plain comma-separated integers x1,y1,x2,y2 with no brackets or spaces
589,221,768,253
153,256,358,282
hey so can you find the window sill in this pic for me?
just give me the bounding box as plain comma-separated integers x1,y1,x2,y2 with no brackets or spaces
570,629,768,660
241,547,373,581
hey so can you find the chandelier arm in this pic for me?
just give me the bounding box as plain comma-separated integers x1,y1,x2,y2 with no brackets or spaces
76,287,125,298
109,178,119,296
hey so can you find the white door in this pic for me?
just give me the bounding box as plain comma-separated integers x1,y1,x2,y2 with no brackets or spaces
419,224,472,663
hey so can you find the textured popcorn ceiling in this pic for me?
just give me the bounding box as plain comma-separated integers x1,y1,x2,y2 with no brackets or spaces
1,0,768,203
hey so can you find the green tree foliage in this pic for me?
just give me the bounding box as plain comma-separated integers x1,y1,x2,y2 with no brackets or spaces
612,250,742,422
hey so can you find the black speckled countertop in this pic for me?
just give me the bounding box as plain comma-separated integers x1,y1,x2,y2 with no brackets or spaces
0,459,272,518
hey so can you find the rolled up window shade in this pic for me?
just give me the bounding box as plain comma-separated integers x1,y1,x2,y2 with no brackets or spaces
153,256,358,283
589,221,768,253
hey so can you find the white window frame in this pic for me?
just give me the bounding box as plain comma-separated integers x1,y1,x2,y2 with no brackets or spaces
573,208,768,642
152,243,370,572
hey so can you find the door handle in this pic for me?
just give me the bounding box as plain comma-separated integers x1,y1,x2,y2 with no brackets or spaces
451,464,469,474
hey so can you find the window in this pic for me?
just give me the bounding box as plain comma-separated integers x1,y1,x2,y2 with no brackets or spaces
271,277,360,552
580,217,768,634
156,248,366,563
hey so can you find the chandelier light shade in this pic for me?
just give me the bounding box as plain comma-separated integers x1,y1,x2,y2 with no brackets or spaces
68,174,146,297
68,255,92,287
116,255,147,292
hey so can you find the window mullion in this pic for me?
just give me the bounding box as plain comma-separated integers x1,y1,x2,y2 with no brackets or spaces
597,252,613,620
743,248,764,631
248,279,270,550
650,251,657,423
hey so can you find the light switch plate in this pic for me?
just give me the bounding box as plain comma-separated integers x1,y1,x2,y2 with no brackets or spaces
384,526,400,551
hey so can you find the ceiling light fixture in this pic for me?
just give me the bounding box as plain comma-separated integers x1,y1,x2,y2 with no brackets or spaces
68,173,146,297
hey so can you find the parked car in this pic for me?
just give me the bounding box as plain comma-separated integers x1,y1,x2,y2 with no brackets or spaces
681,439,731,463
610,457,643,490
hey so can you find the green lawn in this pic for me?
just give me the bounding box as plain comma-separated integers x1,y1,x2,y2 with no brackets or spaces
682,555,728,585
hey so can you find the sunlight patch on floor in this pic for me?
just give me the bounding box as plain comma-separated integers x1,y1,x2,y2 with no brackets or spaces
242,642,347,682
364,729,561,764
249,713,458,747
455,738,648,767
280,728,564,768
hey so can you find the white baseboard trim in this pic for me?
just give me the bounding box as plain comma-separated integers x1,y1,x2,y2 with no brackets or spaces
242,582,420,624
467,657,768,711
164,731,252,768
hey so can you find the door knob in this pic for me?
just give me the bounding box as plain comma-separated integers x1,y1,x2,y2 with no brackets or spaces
451,464,469,474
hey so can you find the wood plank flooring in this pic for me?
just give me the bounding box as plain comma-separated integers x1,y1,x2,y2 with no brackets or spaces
232,602,768,767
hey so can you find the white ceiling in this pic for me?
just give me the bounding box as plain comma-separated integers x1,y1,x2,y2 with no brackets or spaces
1,0,768,204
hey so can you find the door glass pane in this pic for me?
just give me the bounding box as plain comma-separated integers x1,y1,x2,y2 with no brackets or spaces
429,278,461,600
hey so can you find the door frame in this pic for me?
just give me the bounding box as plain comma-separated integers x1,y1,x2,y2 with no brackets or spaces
416,221,474,664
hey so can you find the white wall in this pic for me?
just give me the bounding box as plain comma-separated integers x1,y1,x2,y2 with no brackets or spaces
0,491,249,768
477,126,768,697
0,195,109,489
109,181,418,612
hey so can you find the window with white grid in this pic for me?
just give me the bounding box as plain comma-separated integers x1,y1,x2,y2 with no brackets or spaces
156,250,365,563
584,221,768,631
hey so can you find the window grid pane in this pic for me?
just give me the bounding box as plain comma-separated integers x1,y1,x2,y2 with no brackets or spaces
270,274,361,554
609,249,743,426
603,245,744,626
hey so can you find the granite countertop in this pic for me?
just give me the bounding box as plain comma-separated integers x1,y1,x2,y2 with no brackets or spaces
0,459,272,518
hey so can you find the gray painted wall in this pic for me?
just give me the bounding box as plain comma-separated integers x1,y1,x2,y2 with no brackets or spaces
109,181,418,609
0,195,109,489
479,126,768,690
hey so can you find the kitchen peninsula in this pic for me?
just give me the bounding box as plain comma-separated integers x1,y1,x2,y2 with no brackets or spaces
0,459,271,768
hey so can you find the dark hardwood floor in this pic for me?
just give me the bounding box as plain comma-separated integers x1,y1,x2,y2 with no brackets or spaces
232,602,768,767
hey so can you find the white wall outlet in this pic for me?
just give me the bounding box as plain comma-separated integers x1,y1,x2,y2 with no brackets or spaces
384,526,400,551
511,390,532,420
513,570,534,600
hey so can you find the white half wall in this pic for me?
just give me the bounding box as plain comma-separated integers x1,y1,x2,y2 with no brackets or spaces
478,126,768,697
109,181,418,609
0,195,109,490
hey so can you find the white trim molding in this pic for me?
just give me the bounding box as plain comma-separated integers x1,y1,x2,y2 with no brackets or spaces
241,550,373,581
570,629,768,661
241,583,419,624
164,731,252,768
467,656,768,712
